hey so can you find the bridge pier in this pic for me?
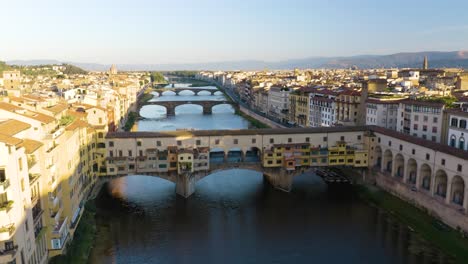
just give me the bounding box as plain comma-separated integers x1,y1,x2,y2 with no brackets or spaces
263,168,294,192
203,105,212,115
166,107,176,116
176,172,196,198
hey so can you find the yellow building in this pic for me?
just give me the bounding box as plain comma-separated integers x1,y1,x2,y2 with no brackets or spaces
263,141,368,170
288,88,312,127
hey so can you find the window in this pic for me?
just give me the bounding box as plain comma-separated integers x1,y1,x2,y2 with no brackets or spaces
137,141,141,147
422,134,427,140
109,141,114,147
378,137,381,143
340,136,345,141
459,137,465,150
323,137,327,142
98,132,103,138
414,115,419,121
422,125,427,132
441,159,445,165
157,141,161,147
139,150,143,157
458,164,462,172
128,150,132,157
215,139,220,145
109,151,113,157
433,117,438,123
18,158,23,171
270,138,274,144
423,116,428,122
288,138,292,143
177,141,182,146
431,136,436,142
388,141,392,147
233,139,238,144
399,145,403,151
413,124,418,130
252,138,256,144
451,118,458,127
426,153,430,160
432,127,437,133
196,140,201,146
118,150,123,157
357,135,361,140
460,119,467,129
305,137,310,142
99,117,103,124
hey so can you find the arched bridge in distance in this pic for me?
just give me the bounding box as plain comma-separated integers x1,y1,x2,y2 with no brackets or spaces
142,100,238,115
153,88,222,96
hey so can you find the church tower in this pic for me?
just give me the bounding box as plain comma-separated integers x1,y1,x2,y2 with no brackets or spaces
423,56,428,70
109,64,118,75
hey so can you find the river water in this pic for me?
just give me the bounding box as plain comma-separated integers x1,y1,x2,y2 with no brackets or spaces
89,84,452,263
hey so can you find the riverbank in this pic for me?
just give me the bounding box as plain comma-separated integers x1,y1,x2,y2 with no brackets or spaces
49,200,97,264
235,108,271,128
355,183,468,263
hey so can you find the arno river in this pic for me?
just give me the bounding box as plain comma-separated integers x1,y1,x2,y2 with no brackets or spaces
88,84,451,263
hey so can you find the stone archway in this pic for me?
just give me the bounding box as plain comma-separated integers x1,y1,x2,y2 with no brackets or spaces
374,146,382,169
406,158,417,185
383,149,393,174
434,170,448,198
419,163,432,191
393,154,404,178
451,175,465,206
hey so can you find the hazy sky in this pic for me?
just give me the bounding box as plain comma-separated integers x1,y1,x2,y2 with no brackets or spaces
1,0,468,64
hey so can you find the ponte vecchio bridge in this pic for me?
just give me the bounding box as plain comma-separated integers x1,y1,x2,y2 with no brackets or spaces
104,125,468,233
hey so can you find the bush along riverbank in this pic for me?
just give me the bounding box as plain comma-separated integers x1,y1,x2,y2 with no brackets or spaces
355,184,468,263
49,200,97,264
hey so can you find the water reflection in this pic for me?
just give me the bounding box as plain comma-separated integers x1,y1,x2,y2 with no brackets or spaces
89,171,452,264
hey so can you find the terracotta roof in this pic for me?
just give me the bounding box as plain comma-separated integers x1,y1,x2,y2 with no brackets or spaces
20,139,43,154
0,102,56,124
45,103,68,114
0,119,31,136
65,120,89,131
0,134,22,146
370,126,468,160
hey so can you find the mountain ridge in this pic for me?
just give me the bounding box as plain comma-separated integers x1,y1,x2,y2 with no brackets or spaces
5,51,468,71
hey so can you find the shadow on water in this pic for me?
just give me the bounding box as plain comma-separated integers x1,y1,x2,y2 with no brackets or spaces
89,171,453,264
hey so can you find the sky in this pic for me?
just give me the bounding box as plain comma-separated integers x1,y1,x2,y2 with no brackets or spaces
1,0,468,64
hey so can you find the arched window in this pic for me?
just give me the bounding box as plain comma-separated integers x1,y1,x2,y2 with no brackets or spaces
450,135,456,148
459,137,465,150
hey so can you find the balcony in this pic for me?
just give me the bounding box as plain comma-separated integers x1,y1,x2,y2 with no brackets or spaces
29,173,40,185
50,208,62,223
0,224,15,240
0,244,18,263
52,217,68,235
0,179,10,192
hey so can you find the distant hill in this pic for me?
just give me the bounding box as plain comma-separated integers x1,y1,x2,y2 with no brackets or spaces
6,51,468,71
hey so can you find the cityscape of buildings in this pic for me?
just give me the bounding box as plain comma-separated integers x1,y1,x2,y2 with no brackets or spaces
0,57,467,263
